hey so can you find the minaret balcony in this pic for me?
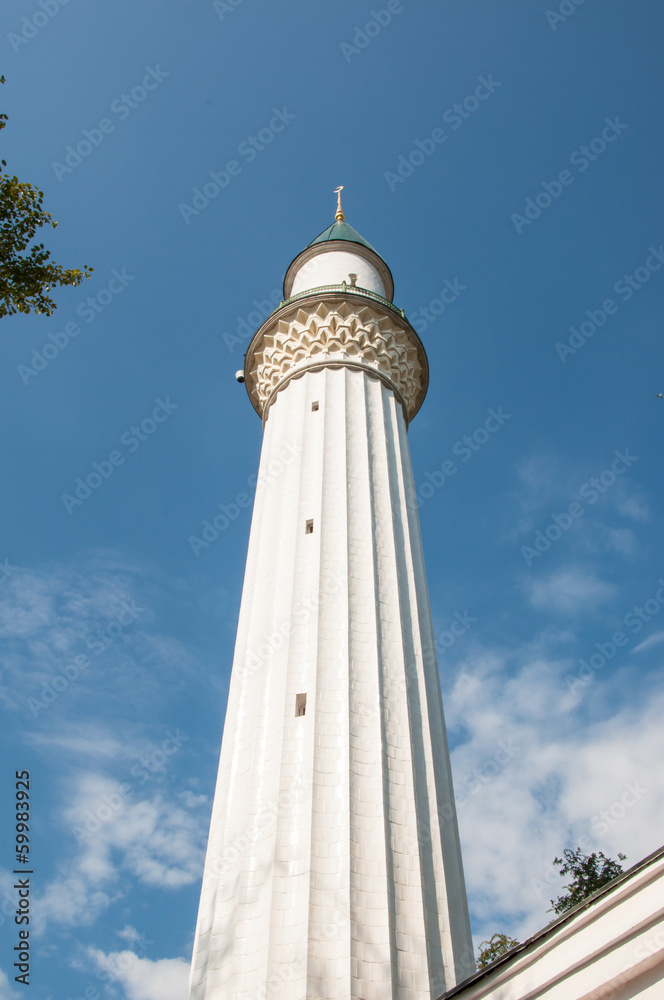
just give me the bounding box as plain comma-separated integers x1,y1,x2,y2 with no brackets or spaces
274,282,407,321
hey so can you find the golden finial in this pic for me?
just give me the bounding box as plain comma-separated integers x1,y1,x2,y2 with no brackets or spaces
334,186,345,222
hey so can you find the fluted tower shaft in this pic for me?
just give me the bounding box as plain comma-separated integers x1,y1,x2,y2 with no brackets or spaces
188,222,474,1000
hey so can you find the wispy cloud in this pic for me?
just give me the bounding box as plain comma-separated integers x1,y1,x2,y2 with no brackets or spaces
508,453,649,550
525,567,617,614
27,725,132,760
0,557,148,712
516,454,560,514
0,553,201,718
617,494,650,523
86,947,190,1000
633,630,664,654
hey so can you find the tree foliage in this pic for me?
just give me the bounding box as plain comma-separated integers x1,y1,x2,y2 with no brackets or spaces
475,847,627,971
0,75,92,318
476,933,521,970
548,847,626,915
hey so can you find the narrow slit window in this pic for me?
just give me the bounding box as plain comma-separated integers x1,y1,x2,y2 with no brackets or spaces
305,519,314,534
311,401,319,411
295,693,307,717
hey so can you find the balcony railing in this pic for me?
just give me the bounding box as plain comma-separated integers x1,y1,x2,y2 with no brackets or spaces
271,283,406,320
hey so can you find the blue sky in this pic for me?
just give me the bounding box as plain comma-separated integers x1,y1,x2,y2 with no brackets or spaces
1,0,664,996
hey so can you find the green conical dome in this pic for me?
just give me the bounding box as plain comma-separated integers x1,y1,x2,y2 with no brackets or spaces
309,221,378,253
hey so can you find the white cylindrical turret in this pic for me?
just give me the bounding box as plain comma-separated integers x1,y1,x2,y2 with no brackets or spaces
289,249,387,298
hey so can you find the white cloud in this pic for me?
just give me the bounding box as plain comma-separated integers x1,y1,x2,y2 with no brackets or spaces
178,790,209,809
0,968,19,1000
516,455,559,513
0,561,137,643
577,525,637,557
35,876,115,934
446,644,664,945
87,947,190,1000
33,772,206,934
525,568,617,614
28,727,131,760
117,924,146,945
633,630,664,653
617,494,650,523
602,526,637,555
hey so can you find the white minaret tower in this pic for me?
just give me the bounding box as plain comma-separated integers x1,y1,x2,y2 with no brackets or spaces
188,191,474,1000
